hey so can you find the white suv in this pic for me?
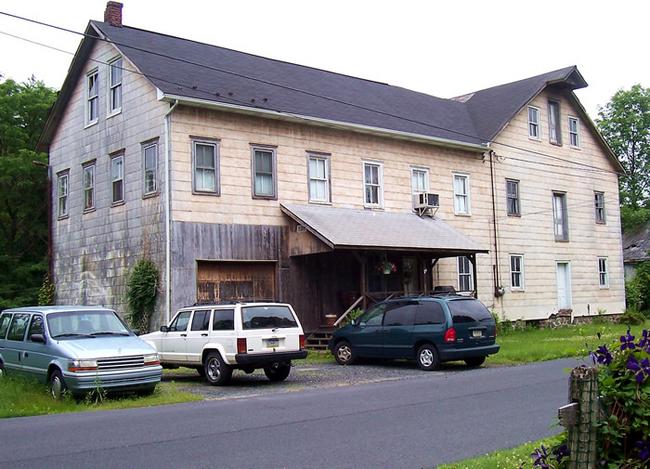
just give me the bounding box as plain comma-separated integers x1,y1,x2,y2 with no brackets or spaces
141,302,307,385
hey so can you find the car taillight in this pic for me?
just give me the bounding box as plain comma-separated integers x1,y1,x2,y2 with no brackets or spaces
444,327,456,343
299,334,305,349
237,338,247,354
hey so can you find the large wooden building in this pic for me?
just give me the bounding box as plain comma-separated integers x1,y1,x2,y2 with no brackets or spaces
39,3,625,332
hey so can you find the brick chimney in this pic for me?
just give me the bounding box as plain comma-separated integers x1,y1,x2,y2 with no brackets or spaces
104,1,123,27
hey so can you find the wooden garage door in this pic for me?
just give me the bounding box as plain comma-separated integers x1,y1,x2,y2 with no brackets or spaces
197,261,276,303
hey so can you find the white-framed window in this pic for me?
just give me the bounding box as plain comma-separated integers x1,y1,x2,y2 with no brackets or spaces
510,254,524,290
457,256,474,292
553,192,569,241
528,106,540,139
252,146,277,199
308,154,330,203
108,57,123,115
548,100,562,145
363,161,383,207
568,116,580,148
506,179,520,216
453,173,470,215
193,140,219,194
594,191,606,224
143,142,158,195
598,257,609,288
86,69,99,125
57,171,69,219
411,167,429,193
111,154,124,204
82,162,95,211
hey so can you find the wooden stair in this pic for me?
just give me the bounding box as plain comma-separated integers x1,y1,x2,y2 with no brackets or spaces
306,331,333,351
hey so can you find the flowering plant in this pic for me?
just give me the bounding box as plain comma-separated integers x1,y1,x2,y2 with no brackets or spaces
590,328,650,467
376,260,397,274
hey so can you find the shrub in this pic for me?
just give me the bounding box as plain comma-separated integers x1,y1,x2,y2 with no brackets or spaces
631,261,650,312
620,309,647,326
126,259,159,334
345,307,364,325
37,273,55,306
626,278,642,311
591,328,650,466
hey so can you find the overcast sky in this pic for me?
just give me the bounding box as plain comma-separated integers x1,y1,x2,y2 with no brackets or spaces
0,0,648,119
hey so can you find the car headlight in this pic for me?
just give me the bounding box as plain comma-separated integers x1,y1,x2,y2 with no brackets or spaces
144,353,160,366
68,359,98,372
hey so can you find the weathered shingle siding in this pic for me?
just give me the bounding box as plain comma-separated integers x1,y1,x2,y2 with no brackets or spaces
49,39,168,319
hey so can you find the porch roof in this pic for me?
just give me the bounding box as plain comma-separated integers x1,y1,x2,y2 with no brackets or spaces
281,204,488,256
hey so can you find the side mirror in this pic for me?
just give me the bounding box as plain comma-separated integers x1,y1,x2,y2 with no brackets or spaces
160,326,169,333
30,333,46,344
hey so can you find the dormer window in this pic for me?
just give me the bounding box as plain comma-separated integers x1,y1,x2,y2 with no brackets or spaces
86,69,99,126
528,106,540,139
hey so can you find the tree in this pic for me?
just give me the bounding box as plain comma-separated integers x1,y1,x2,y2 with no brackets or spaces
597,84,650,210
0,76,57,308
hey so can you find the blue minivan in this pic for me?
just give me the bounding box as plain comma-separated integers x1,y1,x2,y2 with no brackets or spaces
329,295,500,370
0,306,162,398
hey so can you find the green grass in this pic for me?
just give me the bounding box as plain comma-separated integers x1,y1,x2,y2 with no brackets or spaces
304,350,335,364
438,434,565,468
488,322,647,366
0,375,201,418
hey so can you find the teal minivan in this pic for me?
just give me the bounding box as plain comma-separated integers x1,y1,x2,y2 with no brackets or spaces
329,296,499,370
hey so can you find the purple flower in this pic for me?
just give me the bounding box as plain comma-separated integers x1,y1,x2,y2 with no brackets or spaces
592,345,613,366
636,440,650,461
639,330,650,352
620,330,636,351
627,355,647,384
531,445,550,468
552,444,569,461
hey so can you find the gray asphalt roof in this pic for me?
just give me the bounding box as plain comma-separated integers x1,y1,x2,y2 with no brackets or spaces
1,306,114,314
623,223,650,263
281,204,488,255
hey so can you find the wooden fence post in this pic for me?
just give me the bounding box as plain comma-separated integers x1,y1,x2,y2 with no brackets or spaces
558,366,599,469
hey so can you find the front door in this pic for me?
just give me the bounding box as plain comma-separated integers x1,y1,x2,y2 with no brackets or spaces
556,262,572,309
402,257,419,295
184,310,211,365
161,311,191,363
21,314,49,381
351,303,386,357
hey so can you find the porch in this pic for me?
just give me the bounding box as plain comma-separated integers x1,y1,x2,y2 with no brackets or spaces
281,203,488,333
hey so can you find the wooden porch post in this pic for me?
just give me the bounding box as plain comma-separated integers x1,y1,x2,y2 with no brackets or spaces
353,252,368,309
470,253,478,298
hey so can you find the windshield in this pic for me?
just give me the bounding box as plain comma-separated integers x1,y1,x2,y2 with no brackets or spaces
47,310,130,339
242,306,298,330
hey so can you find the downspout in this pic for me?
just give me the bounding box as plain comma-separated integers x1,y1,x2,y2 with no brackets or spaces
163,100,178,324
489,149,503,298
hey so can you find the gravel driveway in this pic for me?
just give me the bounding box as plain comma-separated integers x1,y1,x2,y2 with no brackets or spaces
164,360,473,400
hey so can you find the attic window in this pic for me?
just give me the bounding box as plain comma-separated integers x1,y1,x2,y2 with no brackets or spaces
108,57,123,114
527,106,540,139
548,100,562,145
86,69,99,125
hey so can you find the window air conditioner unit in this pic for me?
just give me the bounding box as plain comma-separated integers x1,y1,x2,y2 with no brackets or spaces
413,192,439,209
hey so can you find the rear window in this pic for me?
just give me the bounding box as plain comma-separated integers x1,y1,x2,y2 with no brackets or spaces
415,302,446,325
0,313,13,339
448,299,492,323
242,306,298,330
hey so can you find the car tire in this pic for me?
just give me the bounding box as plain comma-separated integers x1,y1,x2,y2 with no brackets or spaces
203,352,232,386
333,340,356,365
195,366,205,377
416,344,441,371
0,361,5,379
464,356,486,368
49,369,67,400
263,362,291,382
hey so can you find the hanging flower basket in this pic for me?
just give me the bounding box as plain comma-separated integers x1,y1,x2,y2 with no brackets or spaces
376,260,397,275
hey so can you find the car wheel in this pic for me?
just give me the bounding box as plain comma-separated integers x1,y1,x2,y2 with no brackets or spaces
333,341,356,365
195,366,205,377
49,369,67,400
204,352,232,386
263,362,291,382
0,361,5,379
464,356,486,368
416,344,441,371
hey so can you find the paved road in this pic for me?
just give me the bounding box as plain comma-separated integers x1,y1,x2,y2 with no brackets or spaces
0,358,578,469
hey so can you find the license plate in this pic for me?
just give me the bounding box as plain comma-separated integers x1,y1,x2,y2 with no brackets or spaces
472,330,483,338
266,338,280,348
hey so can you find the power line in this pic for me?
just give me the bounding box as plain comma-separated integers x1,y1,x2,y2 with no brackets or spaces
0,10,622,177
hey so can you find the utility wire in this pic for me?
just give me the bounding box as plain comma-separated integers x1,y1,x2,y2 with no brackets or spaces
0,10,622,177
